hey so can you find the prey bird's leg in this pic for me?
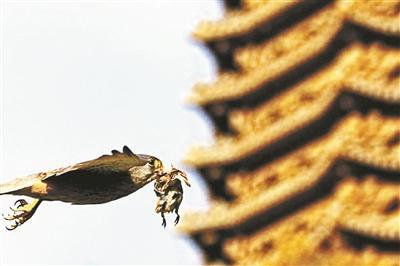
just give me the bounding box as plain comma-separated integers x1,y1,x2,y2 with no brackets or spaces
3,199,42,231
161,212,166,228
174,208,180,226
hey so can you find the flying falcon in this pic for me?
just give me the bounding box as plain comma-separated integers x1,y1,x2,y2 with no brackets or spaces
0,146,164,230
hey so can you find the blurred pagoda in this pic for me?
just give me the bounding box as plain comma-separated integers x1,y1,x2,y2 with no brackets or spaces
179,1,400,265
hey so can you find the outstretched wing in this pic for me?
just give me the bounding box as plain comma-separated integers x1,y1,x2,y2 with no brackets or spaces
0,146,147,194
0,174,41,195
42,146,148,185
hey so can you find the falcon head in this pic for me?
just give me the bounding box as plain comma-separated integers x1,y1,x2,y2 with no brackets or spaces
137,154,164,178
149,156,164,176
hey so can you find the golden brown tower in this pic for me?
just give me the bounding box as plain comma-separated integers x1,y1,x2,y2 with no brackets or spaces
180,1,400,265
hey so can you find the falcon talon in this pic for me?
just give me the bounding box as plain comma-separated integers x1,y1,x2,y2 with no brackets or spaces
6,220,21,231
2,198,42,230
14,199,28,208
3,211,19,221
9,206,25,213
5,223,17,231
2,213,11,220
154,165,191,228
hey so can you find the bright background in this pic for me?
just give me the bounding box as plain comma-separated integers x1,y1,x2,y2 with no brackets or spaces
0,1,222,264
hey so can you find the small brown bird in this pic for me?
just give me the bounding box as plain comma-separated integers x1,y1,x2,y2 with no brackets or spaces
154,166,190,227
0,146,164,230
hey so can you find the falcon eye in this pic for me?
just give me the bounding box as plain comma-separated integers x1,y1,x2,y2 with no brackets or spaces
152,159,163,170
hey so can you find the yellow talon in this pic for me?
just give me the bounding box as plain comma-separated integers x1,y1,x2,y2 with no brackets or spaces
3,199,42,230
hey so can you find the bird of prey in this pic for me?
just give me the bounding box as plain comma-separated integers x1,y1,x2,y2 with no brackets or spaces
0,146,164,230
154,167,190,227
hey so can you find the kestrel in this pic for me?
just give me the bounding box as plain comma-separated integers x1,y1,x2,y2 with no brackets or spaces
0,146,164,230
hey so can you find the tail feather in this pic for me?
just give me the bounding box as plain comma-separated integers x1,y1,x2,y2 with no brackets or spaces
0,174,38,195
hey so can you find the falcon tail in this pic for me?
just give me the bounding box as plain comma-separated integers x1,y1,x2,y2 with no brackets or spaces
0,174,38,195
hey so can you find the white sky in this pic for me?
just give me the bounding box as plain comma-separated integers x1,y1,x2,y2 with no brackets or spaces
0,1,222,264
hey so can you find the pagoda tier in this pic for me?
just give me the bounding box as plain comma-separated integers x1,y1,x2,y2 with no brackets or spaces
194,0,399,42
193,0,399,72
224,177,399,266
180,113,399,232
188,1,399,135
181,0,400,264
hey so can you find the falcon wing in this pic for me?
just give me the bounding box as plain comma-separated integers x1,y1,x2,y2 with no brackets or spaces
0,146,146,194
42,146,148,185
